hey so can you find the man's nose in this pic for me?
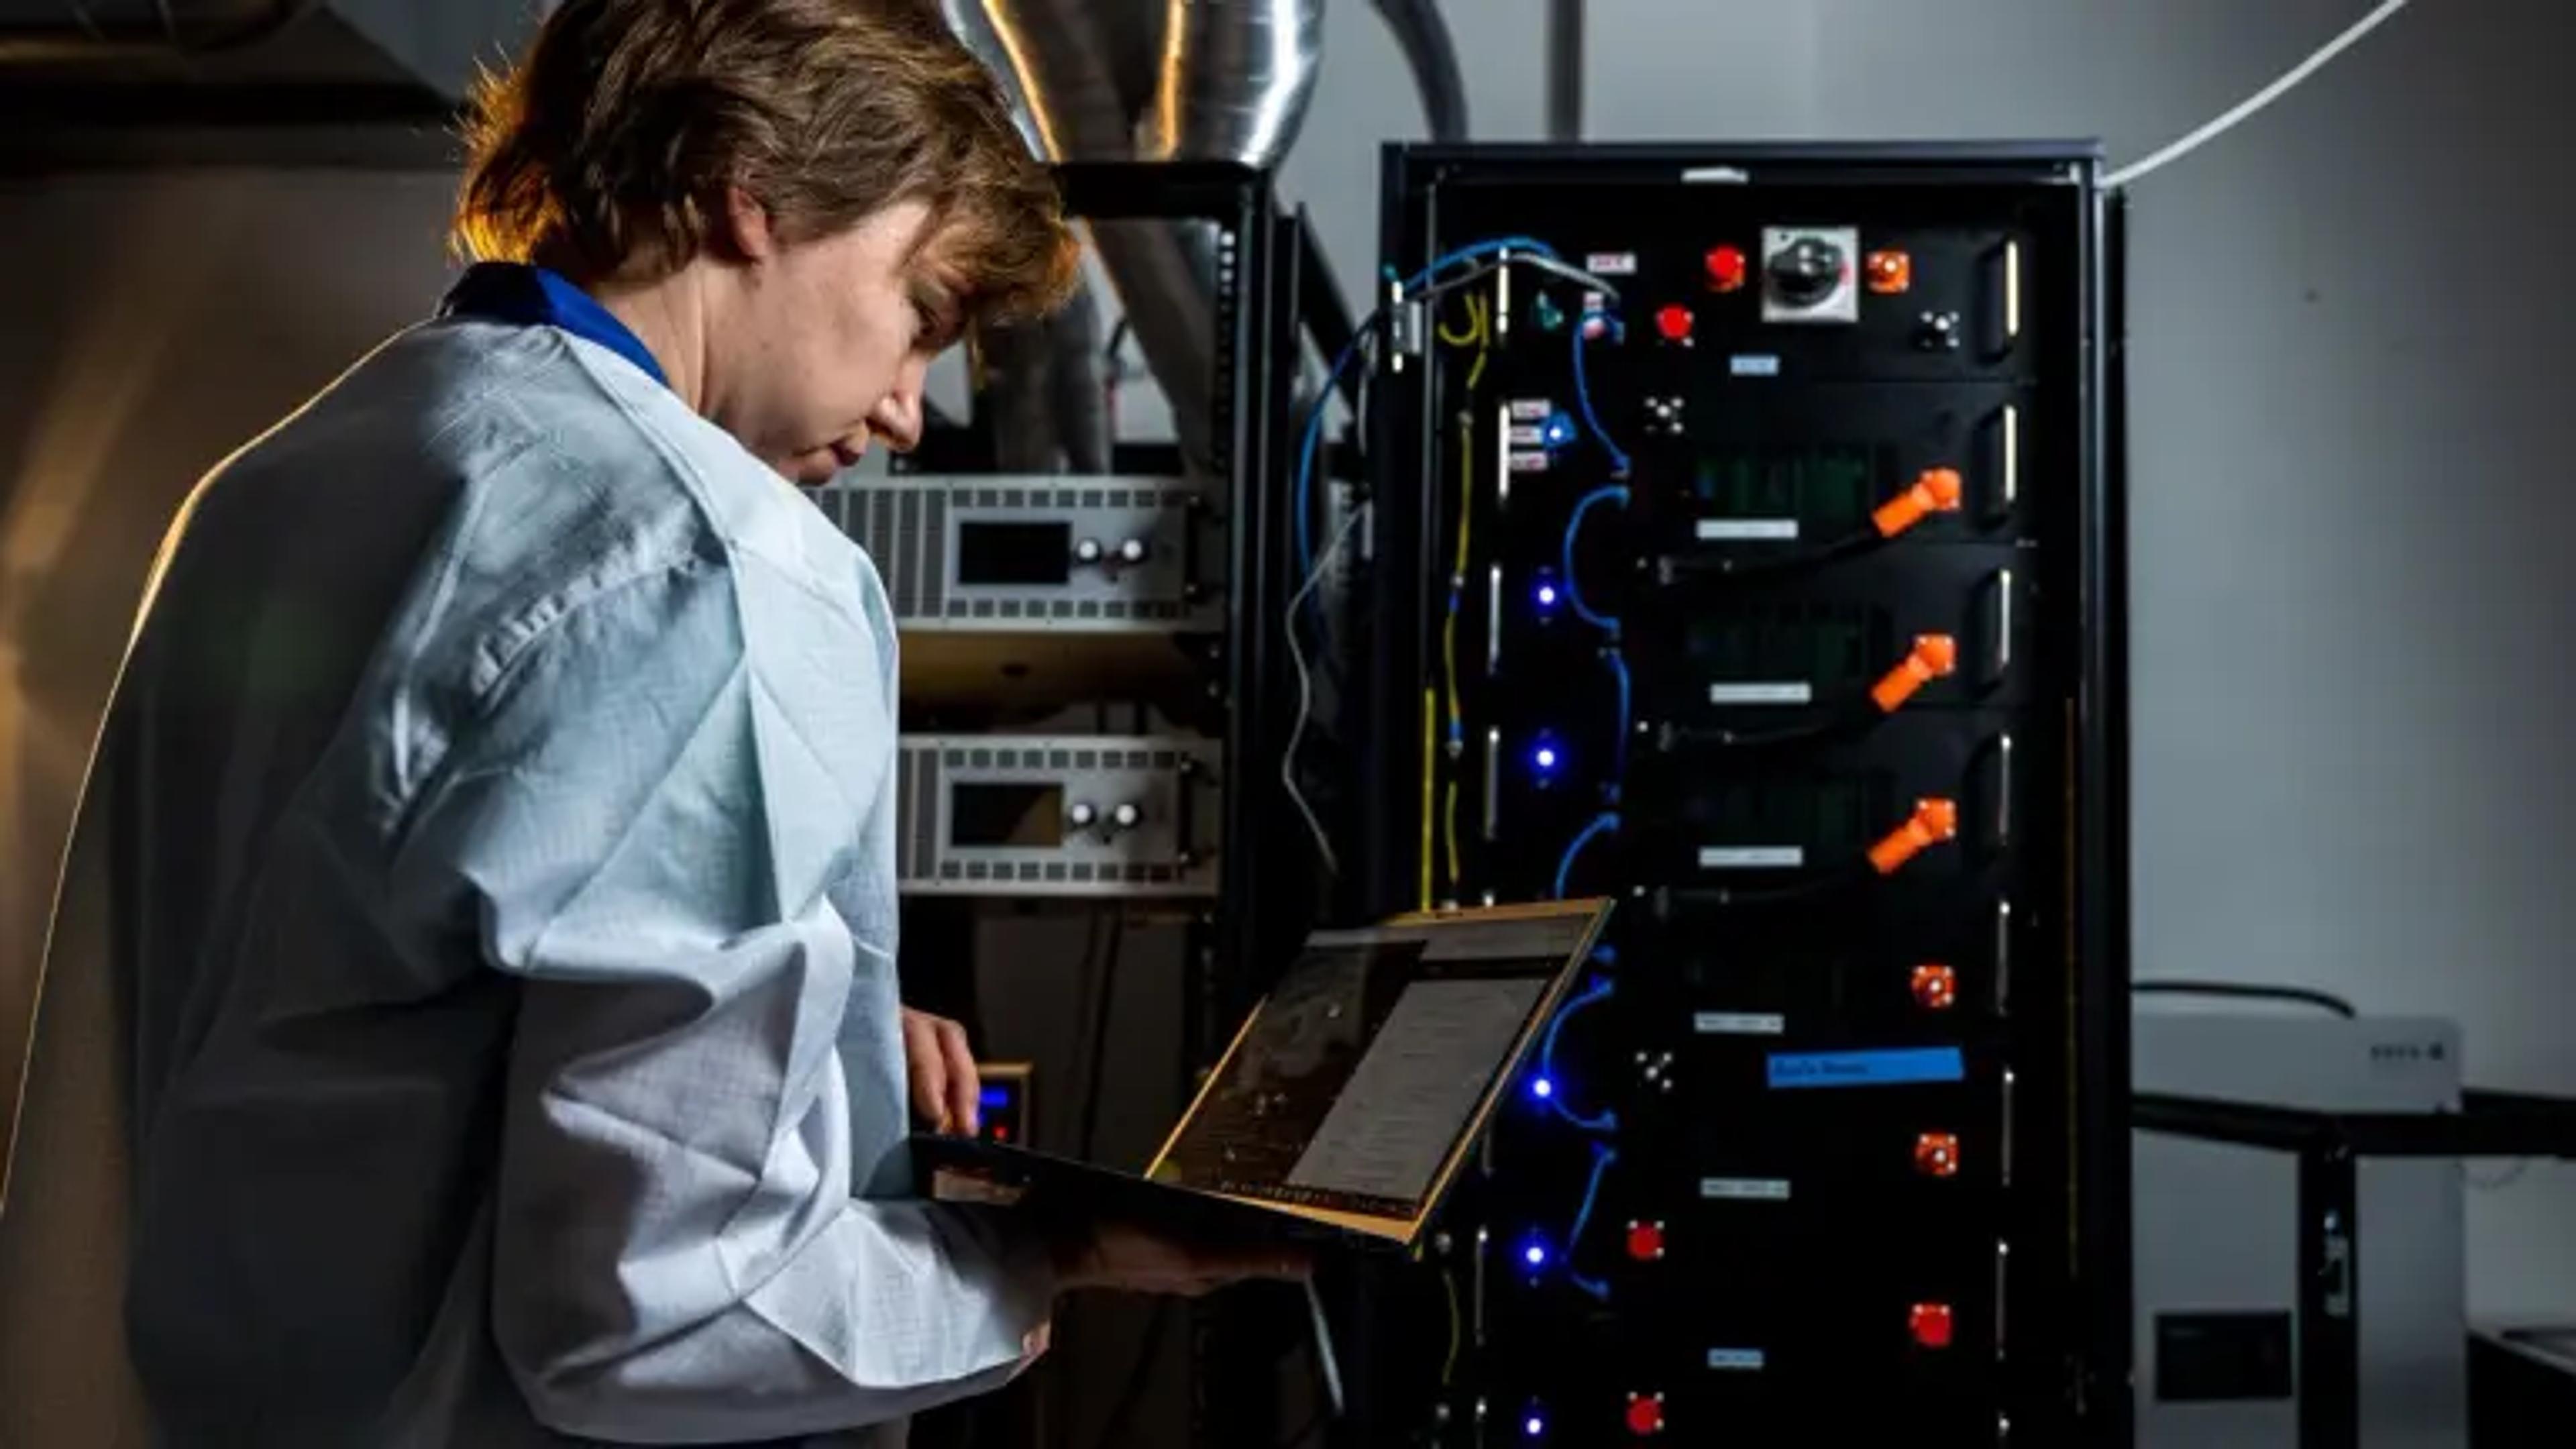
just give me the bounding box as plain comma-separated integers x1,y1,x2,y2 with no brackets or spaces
870,370,925,453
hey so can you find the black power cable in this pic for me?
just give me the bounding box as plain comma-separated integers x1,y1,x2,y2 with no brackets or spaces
2133,979,2358,1018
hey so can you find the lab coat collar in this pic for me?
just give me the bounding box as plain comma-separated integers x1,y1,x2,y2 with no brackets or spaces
440,262,670,390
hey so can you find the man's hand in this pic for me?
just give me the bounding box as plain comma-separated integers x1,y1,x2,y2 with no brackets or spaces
900,1008,979,1135
1053,1221,1312,1297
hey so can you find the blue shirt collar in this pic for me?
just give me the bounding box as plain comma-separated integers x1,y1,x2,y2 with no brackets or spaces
440,262,670,389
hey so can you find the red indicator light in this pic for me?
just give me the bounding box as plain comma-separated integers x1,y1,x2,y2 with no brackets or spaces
1625,1220,1667,1263
1625,1393,1666,1436
1915,1132,1961,1178
1654,305,1694,342
1910,1301,1955,1350
991,1125,1011,1142
1704,244,1749,292
1867,249,1913,293
1912,964,1958,1011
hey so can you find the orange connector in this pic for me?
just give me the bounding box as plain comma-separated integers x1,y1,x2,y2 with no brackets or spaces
1870,467,1964,539
1866,249,1913,294
1868,797,1959,875
1870,633,1958,712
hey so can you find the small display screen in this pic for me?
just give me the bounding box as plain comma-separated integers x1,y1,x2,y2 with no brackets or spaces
957,521,1073,586
950,782,1065,847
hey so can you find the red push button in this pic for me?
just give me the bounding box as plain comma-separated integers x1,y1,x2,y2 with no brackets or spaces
1915,1132,1961,1178
1911,963,1958,1011
1910,1301,1955,1350
1704,244,1748,292
1654,305,1694,342
1625,1393,1666,1436
1625,1220,1666,1263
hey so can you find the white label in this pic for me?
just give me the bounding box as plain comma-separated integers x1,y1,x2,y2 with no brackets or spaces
1508,398,1554,421
1507,423,1544,446
1707,682,1813,706
1695,517,1800,541
1695,1012,1786,1036
1700,1177,1792,1201
1729,354,1782,377
1707,1347,1769,1372
1507,451,1551,473
1585,251,1640,276
1699,845,1805,870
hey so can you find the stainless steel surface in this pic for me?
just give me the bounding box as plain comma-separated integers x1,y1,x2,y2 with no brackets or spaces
2133,1013,2469,1449
943,0,1324,472
1138,0,1324,168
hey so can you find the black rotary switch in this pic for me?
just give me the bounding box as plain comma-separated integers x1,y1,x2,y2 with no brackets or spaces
1766,236,1845,309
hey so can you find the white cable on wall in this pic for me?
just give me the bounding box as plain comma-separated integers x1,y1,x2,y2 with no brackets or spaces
2105,0,2416,187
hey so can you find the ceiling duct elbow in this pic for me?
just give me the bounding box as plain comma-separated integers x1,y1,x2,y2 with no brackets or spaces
1142,0,1325,168
946,0,1325,474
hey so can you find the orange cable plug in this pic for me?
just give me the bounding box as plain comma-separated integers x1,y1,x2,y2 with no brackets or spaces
1868,796,1959,875
1870,633,1959,712
1871,467,1965,539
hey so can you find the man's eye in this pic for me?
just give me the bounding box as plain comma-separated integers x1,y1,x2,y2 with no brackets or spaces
912,293,955,345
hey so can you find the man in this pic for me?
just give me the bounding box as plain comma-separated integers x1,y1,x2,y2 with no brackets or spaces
0,1,1287,1443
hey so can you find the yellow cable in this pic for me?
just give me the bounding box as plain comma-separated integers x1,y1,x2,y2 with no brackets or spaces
1435,292,1480,346
1443,780,1460,889
1464,293,1492,393
1434,297,1491,902
1419,688,1436,912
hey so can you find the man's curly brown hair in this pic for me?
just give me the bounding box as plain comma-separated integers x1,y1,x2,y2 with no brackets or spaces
455,0,1077,329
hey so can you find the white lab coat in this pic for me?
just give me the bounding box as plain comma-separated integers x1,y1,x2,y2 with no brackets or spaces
0,315,1049,1446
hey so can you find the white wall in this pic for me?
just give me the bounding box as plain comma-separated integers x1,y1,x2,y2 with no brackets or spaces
1273,0,2576,1320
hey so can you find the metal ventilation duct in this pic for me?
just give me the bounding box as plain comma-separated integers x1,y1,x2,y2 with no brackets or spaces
943,0,1326,472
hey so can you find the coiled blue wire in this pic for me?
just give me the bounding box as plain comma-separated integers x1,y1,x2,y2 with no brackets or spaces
1566,1142,1619,1301
1538,975,1617,1135
1571,312,1632,476
1562,486,1629,637
1552,810,1619,901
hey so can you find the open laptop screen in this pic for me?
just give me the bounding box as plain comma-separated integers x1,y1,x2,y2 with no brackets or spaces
1149,904,1605,1222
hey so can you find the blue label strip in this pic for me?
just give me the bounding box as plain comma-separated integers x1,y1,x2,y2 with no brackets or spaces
1766,1046,1966,1091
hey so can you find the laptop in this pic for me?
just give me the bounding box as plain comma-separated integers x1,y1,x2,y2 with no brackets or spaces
916,898,1613,1251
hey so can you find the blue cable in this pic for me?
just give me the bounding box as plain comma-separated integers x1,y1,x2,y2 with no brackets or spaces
1290,238,1571,623
1562,486,1629,637
1571,313,1632,476
1552,810,1619,901
1291,330,1373,615
1566,1142,1619,1301
1538,975,1617,1135
1407,237,1561,288
1604,646,1631,794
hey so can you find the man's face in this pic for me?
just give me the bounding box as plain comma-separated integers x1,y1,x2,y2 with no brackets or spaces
720,195,961,486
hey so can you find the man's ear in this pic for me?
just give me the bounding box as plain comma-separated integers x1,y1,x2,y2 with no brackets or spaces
722,184,778,262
